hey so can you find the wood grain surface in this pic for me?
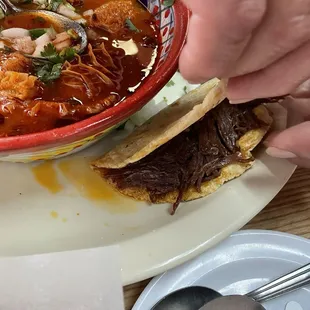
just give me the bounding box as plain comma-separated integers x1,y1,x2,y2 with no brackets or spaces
124,168,310,309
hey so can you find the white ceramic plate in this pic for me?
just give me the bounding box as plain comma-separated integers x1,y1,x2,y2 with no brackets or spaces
0,74,295,285
133,230,310,310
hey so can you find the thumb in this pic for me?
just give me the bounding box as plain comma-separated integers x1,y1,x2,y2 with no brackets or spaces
265,121,310,160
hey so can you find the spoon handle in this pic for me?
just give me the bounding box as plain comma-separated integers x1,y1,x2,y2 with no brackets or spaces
0,0,21,14
246,263,310,303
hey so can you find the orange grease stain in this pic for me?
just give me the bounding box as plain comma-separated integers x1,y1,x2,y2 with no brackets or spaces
31,158,137,214
32,161,63,194
57,158,137,214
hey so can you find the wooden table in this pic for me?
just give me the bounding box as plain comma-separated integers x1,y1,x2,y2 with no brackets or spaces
123,168,310,309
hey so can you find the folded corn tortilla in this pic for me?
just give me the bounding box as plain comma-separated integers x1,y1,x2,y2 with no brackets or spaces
92,79,273,211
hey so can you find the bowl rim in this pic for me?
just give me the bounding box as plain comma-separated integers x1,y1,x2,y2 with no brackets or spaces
0,1,189,152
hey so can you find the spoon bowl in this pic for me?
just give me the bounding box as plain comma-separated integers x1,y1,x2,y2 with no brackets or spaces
199,296,266,310
151,286,221,310
0,0,87,53
150,262,310,310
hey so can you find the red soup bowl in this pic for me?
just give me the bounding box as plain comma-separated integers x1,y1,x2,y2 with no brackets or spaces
0,0,189,163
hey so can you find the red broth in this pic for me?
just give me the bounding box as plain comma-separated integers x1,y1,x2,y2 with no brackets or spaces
0,0,159,136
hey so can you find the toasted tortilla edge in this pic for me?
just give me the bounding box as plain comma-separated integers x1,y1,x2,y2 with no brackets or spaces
95,105,273,205
92,78,226,169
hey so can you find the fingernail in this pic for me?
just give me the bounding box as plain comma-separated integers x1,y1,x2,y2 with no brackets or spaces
229,99,253,104
266,147,297,159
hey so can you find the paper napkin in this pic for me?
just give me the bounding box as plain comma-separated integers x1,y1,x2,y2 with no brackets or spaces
0,246,124,310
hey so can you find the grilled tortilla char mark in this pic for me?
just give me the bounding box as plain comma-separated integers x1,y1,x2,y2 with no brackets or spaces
102,99,264,213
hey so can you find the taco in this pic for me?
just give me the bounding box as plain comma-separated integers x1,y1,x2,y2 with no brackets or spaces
92,79,273,214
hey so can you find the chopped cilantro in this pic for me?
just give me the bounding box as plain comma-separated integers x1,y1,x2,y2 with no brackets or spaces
163,0,175,7
166,80,175,87
125,18,141,33
41,43,76,63
34,61,62,84
40,43,62,63
33,44,76,84
59,46,76,61
183,86,188,94
29,28,47,40
163,96,168,103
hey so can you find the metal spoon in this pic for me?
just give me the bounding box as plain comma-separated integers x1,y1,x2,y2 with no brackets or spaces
150,286,221,310
0,0,87,53
151,263,310,310
199,296,265,310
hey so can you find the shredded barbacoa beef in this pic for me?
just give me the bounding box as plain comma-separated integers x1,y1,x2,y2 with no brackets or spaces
103,99,266,214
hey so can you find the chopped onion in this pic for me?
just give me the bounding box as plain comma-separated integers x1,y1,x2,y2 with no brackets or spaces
74,18,87,25
1,28,29,38
46,27,57,40
33,0,47,6
56,4,86,24
33,44,48,57
65,2,76,11
83,9,94,17
33,33,51,57
86,28,100,40
57,4,81,19
35,33,51,46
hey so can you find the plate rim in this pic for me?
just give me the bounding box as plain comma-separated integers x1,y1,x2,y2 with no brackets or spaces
0,73,296,287
120,163,296,285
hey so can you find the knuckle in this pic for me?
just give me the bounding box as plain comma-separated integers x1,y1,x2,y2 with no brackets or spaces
273,17,310,48
266,1,310,50
263,27,310,71
288,16,310,41
224,0,267,44
236,0,267,29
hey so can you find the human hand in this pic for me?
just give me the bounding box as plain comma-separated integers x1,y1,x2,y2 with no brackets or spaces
265,91,310,168
179,0,310,102
179,0,310,166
